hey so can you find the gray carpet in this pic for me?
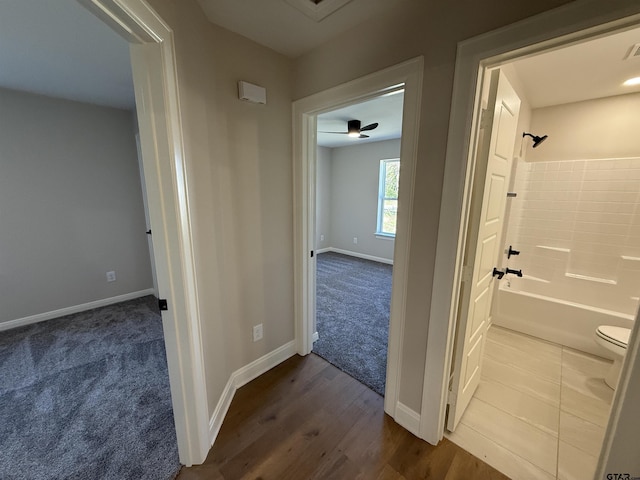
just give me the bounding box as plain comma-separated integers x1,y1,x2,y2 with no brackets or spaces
313,252,392,396
0,295,180,480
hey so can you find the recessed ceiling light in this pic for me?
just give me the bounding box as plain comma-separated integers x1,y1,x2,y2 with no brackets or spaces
623,77,640,86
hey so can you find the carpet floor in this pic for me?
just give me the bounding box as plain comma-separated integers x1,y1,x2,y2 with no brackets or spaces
0,296,180,480
313,252,392,396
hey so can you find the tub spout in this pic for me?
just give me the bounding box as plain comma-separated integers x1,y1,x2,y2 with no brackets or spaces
506,268,523,277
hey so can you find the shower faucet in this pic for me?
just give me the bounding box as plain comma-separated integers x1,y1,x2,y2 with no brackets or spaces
507,245,520,259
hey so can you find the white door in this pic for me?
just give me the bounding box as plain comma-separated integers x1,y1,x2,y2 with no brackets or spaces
447,69,521,431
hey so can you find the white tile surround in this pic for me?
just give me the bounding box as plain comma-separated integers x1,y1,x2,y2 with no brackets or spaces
504,157,640,316
446,326,614,480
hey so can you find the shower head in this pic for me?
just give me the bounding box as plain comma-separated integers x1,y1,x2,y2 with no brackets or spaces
523,132,548,148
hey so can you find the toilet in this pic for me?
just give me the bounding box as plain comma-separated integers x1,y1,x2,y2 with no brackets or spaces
594,325,631,389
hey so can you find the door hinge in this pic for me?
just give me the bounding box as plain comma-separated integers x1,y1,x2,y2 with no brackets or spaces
447,388,457,406
146,229,152,235
310,250,314,258
158,299,168,311
480,108,493,130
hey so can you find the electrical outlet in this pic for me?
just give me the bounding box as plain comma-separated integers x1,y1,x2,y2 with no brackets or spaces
253,324,263,342
106,271,116,282
320,234,325,241
353,237,358,244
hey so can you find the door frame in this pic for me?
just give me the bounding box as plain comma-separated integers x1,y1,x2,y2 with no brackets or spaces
293,57,423,418
420,0,640,444
81,0,210,466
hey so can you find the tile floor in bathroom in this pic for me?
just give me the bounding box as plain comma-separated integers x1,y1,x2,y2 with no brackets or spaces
446,325,614,480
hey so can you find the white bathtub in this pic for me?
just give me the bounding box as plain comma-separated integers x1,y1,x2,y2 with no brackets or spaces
492,278,636,359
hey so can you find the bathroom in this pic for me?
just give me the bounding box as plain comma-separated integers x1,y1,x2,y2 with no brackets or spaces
446,26,640,480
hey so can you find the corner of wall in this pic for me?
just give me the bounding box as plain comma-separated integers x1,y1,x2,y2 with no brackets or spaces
208,341,297,447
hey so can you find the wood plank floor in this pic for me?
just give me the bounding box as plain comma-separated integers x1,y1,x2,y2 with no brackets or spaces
177,354,509,480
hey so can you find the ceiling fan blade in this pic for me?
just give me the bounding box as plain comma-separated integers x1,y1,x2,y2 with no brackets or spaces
360,122,378,132
359,134,370,139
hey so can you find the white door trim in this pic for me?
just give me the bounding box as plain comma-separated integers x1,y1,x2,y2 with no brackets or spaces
82,0,210,466
420,0,640,444
293,57,423,418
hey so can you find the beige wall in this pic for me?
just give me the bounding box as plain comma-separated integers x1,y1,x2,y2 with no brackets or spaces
326,139,400,261
293,0,575,412
0,88,152,325
527,92,640,162
147,0,294,414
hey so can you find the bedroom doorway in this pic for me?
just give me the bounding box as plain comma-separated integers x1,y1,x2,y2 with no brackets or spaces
292,57,423,422
312,90,404,396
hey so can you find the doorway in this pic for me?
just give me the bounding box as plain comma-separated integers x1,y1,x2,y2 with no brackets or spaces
436,15,640,480
80,0,210,466
312,90,404,396
293,57,423,423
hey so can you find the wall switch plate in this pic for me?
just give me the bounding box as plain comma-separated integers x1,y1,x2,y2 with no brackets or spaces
106,271,116,282
353,237,358,244
253,324,263,342
320,234,325,241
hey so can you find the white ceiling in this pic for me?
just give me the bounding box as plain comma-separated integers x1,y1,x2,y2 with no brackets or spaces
510,26,640,108
317,90,404,148
196,0,409,58
0,0,134,110
0,2,638,117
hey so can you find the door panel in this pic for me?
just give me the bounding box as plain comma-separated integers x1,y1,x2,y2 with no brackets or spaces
447,69,521,431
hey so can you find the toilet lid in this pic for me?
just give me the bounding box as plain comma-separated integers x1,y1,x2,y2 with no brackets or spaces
596,326,630,349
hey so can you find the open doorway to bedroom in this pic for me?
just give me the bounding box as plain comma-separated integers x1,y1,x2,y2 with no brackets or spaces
312,89,404,396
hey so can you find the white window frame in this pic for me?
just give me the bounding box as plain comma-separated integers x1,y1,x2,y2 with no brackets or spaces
377,158,400,237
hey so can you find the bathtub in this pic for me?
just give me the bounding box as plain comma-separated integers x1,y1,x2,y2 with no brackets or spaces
492,277,636,359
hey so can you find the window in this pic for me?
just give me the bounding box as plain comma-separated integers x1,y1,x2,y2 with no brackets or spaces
377,159,400,236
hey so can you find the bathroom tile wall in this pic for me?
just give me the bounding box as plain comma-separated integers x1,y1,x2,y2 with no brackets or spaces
507,157,640,314
503,93,640,314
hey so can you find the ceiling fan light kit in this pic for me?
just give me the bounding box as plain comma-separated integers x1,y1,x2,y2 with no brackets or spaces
323,119,379,139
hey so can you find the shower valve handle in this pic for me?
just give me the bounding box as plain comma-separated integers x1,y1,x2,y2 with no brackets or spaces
492,268,505,280
507,245,520,258
506,268,523,277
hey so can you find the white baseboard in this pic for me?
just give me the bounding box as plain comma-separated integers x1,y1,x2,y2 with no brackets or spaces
0,288,156,332
209,340,297,446
324,247,394,265
208,376,236,449
395,402,421,436
312,331,319,343
316,247,331,254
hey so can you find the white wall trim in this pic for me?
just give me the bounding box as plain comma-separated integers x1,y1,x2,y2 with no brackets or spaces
421,0,640,447
316,247,332,254
0,289,156,332
394,402,421,437
325,247,393,265
208,376,236,450
209,341,297,446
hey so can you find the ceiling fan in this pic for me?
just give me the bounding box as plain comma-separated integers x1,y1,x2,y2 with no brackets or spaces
321,119,379,139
